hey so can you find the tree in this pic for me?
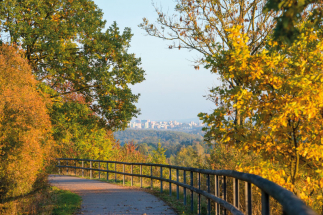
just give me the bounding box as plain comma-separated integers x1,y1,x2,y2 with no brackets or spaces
140,0,276,60
140,0,277,140
141,0,323,211
169,145,206,168
112,141,147,164
0,44,53,202
50,99,114,160
199,24,323,211
151,141,167,164
0,0,145,130
137,143,150,156
264,0,323,43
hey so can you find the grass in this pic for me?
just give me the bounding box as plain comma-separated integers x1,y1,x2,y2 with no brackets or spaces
51,186,82,215
148,187,195,215
0,184,81,215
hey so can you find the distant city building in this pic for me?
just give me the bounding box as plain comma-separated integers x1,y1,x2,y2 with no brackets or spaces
128,122,135,128
129,119,203,130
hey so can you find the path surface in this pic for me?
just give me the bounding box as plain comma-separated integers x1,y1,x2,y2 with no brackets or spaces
48,175,177,215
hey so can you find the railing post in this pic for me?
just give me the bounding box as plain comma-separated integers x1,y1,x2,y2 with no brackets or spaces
140,165,142,188
176,168,179,200
114,163,117,182
106,162,109,181
215,175,219,215
223,176,227,215
245,182,252,215
190,171,194,213
183,170,186,205
58,160,61,174
90,161,92,179
75,160,77,175
233,178,239,208
131,164,133,187
82,161,84,177
207,174,211,215
198,172,201,215
150,165,153,190
169,168,172,196
160,166,163,193
262,190,270,215
66,160,68,174
123,164,125,186
98,162,101,179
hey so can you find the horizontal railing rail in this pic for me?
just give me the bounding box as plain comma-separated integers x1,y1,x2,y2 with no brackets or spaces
56,158,317,215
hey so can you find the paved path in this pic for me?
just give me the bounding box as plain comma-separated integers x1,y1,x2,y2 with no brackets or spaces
48,175,177,215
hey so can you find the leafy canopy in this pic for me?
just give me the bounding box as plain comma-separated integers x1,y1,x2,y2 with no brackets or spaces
264,0,322,43
199,24,323,208
50,99,114,160
0,0,145,130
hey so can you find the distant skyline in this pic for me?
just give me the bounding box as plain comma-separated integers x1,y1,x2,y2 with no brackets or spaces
94,0,220,120
131,117,201,123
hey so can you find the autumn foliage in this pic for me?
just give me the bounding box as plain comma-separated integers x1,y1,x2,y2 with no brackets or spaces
142,0,323,212
0,45,53,203
1,0,322,213
0,0,145,131
199,24,323,210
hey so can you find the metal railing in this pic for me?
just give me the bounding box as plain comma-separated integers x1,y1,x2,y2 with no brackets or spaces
56,158,317,215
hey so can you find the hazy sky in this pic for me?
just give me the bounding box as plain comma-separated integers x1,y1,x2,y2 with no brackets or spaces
94,0,220,121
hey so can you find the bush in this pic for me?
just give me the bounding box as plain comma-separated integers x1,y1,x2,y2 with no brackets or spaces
0,44,53,204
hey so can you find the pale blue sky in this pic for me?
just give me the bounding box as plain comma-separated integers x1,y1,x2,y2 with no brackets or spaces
94,0,219,121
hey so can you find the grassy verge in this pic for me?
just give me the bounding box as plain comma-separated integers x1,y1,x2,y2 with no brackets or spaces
147,187,195,215
51,186,82,215
0,185,81,215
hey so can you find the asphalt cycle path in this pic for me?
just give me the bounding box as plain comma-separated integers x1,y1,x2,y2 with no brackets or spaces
48,175,177,215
